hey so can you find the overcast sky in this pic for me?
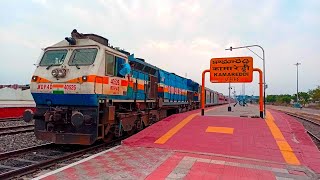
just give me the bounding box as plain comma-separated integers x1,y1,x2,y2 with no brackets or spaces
0,0,319,96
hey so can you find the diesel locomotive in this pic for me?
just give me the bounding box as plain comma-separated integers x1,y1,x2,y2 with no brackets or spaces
23,30,228,145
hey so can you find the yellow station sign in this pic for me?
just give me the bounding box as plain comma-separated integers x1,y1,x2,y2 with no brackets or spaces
210,56,253,83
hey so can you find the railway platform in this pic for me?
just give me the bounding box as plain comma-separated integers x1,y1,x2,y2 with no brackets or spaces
35,105,320,179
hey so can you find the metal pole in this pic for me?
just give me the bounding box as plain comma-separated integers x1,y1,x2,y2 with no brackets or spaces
225,45,265,118
201,69,210,116
297,64,299,102
294,62,301,102
231,86,236,105
253,68,264,118
228,83,231,111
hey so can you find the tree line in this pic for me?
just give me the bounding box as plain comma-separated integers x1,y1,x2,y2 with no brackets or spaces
266,86,320,106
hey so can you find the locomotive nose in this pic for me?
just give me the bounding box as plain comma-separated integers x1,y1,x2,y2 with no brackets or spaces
23,109,34,122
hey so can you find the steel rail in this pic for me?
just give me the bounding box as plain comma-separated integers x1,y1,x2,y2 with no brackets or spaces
0,118,22,122
0,137,125,179
307,131,320,143
0,124,34,131
285,112,320,126
0,125,35,136
285,112,320,146
0,143,53,161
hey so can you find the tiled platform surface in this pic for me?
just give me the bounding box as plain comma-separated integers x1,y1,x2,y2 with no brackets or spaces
37,146,317,180
205,104,260,117
36,106,320,179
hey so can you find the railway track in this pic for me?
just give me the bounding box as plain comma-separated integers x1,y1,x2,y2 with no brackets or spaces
0,124,34,136
0,118,22,122
285,112,320,148
0,138,123,179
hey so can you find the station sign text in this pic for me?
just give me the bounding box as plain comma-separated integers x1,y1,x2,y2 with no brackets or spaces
210,57,253,83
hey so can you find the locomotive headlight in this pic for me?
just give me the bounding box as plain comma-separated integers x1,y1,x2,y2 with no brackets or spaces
60,69,66,77
31,76,38,82
58,69,63,76
52,68,66,78
51,69,58,77
82,76,88,81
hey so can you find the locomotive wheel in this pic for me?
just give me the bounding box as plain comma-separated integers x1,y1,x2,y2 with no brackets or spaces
103,125,114,143
103,133,114,143
126,125,137,136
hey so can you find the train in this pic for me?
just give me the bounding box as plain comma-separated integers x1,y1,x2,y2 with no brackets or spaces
23,30,233,145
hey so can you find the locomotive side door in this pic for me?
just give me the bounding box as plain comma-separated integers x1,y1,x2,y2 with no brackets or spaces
187,91,193,102
148,75,158,99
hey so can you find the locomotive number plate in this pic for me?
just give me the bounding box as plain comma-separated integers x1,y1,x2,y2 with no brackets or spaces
35,83,80,94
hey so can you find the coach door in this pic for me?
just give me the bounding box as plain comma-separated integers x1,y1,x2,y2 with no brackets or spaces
148,75,157,99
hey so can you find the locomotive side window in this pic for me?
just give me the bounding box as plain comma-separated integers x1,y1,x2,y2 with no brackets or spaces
40,49,68,66
105,53,115,76
69,48,98,66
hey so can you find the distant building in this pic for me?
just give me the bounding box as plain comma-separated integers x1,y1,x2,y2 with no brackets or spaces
0,84,30,90
236,95,260,104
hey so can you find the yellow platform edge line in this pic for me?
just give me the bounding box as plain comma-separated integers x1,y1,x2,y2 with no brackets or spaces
154,113,197,144
266,111,300,165
206,126,234,134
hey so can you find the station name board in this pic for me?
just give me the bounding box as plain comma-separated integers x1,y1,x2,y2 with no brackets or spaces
210,57,253,83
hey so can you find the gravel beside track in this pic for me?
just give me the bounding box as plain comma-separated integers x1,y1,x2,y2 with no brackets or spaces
0,119,45,153
0,119,34,128
0,132,49,153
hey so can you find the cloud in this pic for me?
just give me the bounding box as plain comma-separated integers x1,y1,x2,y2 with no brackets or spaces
31,0,47,5
0,29,37,49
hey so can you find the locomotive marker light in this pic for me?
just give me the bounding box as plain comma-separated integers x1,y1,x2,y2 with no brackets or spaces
82,75,88,81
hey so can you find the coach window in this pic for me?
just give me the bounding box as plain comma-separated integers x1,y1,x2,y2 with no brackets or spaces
105,53,115,76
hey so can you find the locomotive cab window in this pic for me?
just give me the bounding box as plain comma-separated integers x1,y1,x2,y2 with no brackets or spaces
105,53,129,77
105,53,116,76
40,49,68,66
69,48,98,66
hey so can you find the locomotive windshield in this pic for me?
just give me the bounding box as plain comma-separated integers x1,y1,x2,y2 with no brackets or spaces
40,49,68,66
69,48,98,66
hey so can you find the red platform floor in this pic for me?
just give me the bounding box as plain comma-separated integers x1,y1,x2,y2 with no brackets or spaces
36,105,320,179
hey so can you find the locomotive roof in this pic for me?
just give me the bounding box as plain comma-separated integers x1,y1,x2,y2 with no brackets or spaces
82,33,109,47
